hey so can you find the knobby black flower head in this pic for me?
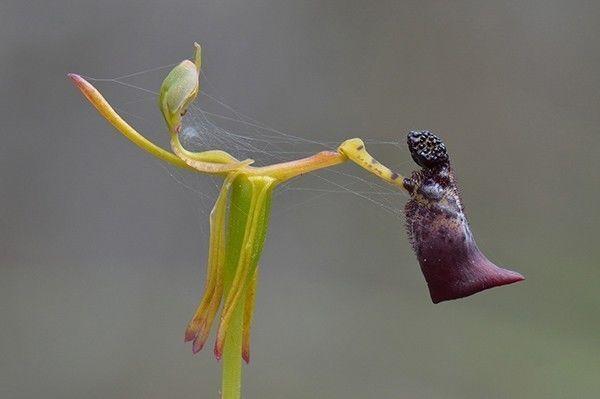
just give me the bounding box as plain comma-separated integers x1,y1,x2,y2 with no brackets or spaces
404,131,524,303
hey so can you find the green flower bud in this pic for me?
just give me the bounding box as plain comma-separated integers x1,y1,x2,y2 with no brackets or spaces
159,43,201,133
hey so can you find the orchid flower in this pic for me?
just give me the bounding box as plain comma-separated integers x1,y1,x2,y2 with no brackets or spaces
69,43,523,399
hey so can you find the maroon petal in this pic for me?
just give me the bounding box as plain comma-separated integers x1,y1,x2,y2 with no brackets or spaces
411,220,524,303
404,131,524,303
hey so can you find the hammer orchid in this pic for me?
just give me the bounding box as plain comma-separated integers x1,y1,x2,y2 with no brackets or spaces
69,43,523,399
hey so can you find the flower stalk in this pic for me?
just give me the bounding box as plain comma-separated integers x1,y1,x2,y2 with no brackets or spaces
220,175,273,399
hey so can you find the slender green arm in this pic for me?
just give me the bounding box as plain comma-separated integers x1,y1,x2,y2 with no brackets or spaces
170,134,254,174
68,73,192,170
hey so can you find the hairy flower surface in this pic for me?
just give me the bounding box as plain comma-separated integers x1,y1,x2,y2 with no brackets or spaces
404,131,524,303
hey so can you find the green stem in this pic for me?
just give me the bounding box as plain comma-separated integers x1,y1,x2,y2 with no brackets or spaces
221,175,274,399
221,297,244,399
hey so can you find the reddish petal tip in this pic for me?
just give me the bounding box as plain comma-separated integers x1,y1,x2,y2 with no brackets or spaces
214,344,223,361
67,74,93,98
192,338,205,354
67,73,82,84
191,346,203,355
242,350,250,364
184,329,197,343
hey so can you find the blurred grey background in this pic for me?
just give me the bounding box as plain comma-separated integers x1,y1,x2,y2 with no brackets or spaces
2,1,599,398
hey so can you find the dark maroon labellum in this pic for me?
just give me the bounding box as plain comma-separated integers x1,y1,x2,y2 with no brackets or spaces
404,131,524,303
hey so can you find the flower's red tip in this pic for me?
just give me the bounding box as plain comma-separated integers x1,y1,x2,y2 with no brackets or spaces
67,73,83,85
192,336,205,354
214,344,223,361
184,327,197,343
242,349,250,364
67,73,97,103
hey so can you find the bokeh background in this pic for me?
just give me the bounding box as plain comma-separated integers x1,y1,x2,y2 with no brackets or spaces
2,1,599,398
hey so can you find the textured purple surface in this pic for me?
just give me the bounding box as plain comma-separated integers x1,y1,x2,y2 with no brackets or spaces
404,132,524,303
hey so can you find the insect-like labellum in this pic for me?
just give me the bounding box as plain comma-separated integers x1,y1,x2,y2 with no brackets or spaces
404,131,524,303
